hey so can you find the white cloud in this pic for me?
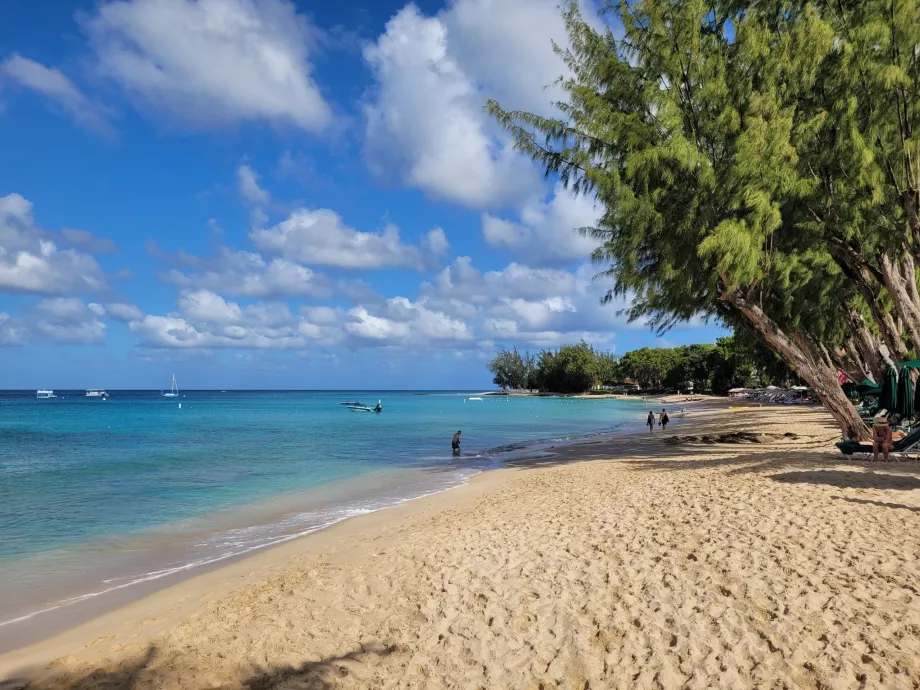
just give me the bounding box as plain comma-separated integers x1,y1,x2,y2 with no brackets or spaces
482,182,600,266
362,0,602,211
0,193,108,295
0,298,108,345
362,5,538,208
344,296,473,344
129,290,307,349
251,208,449,271
420,257,633,347
104,302,144,321
439,0,580,115
0,54,113,135
236,163,270,205
85,0,331,131
162,246,334,299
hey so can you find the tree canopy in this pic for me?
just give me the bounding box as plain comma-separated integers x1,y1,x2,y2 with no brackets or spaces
489,335,796,394
487,0,920,439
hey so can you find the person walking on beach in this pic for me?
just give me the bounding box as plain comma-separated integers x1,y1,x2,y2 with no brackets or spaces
646,411,655,433
659,408,669,431
452,430,462,455
872,418,892,462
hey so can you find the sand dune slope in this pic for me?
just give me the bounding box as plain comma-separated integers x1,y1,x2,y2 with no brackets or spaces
13,408,920,689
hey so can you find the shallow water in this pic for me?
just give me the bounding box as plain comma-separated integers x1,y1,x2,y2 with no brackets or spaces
0,390,644,645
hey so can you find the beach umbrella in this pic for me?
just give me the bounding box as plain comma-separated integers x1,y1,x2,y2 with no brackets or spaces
914,375,920,416
880,365,898,412
898,367,915,420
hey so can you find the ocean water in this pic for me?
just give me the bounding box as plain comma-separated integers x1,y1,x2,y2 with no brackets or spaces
0,390,644,649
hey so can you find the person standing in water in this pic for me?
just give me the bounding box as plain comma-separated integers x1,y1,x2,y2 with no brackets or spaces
646,411,655,433
452,430,462,454
659,408,669,431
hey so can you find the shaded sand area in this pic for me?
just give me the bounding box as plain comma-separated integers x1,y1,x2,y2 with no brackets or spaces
4,405,920,688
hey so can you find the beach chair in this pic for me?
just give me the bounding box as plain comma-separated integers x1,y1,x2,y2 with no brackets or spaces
835,424,920,461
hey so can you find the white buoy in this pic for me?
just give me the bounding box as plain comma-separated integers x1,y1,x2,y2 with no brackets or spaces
178,403,182,409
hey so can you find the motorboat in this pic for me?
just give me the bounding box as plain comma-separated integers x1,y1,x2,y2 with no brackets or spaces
36,390,56,399
86,389,109,398
347,400,382,413
468,397,483,401
162,374,179,398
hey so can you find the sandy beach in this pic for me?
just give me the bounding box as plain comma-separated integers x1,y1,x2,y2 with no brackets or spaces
4,403,920,689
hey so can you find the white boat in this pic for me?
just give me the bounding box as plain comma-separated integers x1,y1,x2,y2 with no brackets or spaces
36,390,56,399
468,397,483,401
161,374,179,398
347,399,382,413
86,389,109,398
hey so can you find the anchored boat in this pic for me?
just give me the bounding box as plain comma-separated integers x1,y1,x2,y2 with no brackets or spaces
161,374,179,398
346,400,382,413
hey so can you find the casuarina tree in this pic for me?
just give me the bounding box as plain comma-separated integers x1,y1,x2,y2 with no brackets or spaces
487,0,920,439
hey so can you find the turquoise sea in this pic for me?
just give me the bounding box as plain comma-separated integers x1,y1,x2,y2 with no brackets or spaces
0,390,644,650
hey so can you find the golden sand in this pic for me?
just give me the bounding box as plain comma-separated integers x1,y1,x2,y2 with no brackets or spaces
4,405,920,689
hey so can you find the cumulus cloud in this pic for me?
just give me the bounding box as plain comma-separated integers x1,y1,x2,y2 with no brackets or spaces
0,298,108,345
362,0,602,211
103,302,144,321
236,163,271,205
0,193,108,295
0,54,114,135
345,297,472,344
251,208,449,271
129,289,309,349
439,0,584,115
420,257,634,347
482,182,601,267
161,246,333,299
362,5,538,208
84,0,331,131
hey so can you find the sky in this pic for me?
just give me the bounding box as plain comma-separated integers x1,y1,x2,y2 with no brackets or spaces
0,0,727,390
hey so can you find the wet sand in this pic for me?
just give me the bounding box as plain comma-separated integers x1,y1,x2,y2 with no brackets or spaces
4,404,920,688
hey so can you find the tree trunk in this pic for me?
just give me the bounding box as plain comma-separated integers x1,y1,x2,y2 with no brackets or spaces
845,310,885,382
725,293,870,441
829,245,910,360
879,252,920,353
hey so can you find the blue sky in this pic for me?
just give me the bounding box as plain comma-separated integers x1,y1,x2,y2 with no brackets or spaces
0,0,727,389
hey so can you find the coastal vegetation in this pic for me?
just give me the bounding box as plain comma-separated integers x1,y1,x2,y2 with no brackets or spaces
489,334,797,394
487,0,920,439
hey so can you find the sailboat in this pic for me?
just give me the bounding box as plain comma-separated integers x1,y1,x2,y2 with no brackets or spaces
161,374,179,398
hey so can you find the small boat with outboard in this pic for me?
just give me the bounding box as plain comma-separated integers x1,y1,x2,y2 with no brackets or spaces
346,400,382,413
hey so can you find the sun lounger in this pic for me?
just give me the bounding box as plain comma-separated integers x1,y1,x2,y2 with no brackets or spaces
836,424,920,461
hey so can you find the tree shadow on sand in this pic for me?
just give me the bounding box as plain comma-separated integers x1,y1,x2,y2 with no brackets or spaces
770,470,920,491
2,643,395,690
833,495,920,512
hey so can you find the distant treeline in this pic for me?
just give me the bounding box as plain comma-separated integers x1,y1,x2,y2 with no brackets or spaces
488,334,799,395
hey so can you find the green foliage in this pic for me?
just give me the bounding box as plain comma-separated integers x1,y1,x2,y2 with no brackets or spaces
708,334,799,393
490,342,618,393
534,342,610,394
487,346,531,390
491,336,796,394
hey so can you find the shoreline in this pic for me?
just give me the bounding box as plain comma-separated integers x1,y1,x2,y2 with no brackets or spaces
9,401,912,688
0,402,727,682
0,397,667,660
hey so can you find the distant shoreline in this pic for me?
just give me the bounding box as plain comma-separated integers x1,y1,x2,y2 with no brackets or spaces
479,390,726,404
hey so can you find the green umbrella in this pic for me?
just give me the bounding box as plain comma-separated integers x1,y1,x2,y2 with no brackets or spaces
880,365,898,412
854,378,883,398
914,375,920,417
897,366,914,419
